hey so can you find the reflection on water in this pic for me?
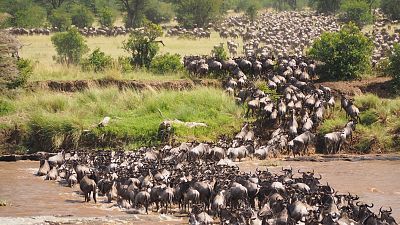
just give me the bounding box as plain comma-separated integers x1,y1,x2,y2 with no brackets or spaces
0,160,399,221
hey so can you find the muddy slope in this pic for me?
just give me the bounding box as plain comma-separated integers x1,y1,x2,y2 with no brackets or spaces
28,79,222,92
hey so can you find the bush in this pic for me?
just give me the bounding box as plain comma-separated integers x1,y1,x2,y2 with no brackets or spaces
145,0,174,24
339,0,373,28
117,56,134,73
211,45,228,61
150,53,183,74
0,99,14,116
360,110,379,125
81,48,113,72
51,28,89,65
7,58,33,89
123,22,163,68
98,7,116,27
70,4,95,28
387,44,400,87
14,5,47,28
308,23,373,81
309,0,341,13
49,8,72,31
175,0,224,28
381,0,400,20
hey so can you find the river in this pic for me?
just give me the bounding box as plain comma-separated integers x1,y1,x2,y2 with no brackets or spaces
0,159,399,224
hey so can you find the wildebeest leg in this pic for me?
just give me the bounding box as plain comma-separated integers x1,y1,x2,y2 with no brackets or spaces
93,189,97,203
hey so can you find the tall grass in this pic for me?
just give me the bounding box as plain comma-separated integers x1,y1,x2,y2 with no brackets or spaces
0,87,244,151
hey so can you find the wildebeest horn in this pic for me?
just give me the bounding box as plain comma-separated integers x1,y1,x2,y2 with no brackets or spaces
388,206,392,212
316,174,322,180
356,201,361,206
367,203,374,208
379,206,383,214
298,169,302,174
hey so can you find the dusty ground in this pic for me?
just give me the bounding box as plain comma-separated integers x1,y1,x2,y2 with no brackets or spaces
317,76,395,98
0,158,399,224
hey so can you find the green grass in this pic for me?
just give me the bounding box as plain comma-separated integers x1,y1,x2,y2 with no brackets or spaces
18,32,243,81
0,87,244,152
319,94,400,153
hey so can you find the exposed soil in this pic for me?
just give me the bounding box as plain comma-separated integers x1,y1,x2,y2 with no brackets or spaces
27,79,222,92
317,76,395,98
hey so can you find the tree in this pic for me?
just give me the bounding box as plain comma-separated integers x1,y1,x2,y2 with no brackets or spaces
49,7,72,31
340,0,373,28
98,7,116,27
309,0,341,13
123,23,163,68
245,2,260,21
51,28,89,65
381,0,400,20
308,23,373,80
118,0,148,28
175,0,224,28
387,44,400,87
70,4,95,28
145,0,174,24
14,5,47,28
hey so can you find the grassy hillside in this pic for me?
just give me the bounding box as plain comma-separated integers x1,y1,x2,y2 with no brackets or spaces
319,94,400,153
0,87,244,154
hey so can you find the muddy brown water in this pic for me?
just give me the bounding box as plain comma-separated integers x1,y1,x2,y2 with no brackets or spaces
0,159,399,224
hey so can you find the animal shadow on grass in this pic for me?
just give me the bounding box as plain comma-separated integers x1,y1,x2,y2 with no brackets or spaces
65,199,85,204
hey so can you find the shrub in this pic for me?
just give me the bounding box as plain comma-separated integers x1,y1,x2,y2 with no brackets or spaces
175,0,224,28
339,0,373,28
7,58,33,89
49,8,72,31
145,0,174,24
14,5,47,28
211,44,228,62
150,53,183,74
309,0,341,13
117,56,134,73
387,44,400,87
81,48,113,72
245,1,260,21
51,28,89,65
381,0,400,20
360,110,379,125
123,22,163,68
308,23,373,81
98,7,116,27
70,4,95,28
0,99,14,116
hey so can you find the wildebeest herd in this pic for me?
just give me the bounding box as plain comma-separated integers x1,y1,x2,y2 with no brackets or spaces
28,9,400,224
36,145,397,224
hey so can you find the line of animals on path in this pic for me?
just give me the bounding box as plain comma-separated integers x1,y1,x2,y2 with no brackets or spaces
36,148,397,225
183,54,361,158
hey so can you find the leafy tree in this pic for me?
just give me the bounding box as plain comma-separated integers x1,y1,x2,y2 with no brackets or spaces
387,44,400,87
49,7,72,31
340,0,373,28
123,23,163,68
118,0,148,28
381,0,400,20
150,53,183,74
51,28,89,65
81,48,113,72
34,0,69,9
145,0,174,24
98,7,116,27
14,5,47,28
245,2,260,21
70,4,95,28
175,0,224,28
309,0,341,13
308,23,373,80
